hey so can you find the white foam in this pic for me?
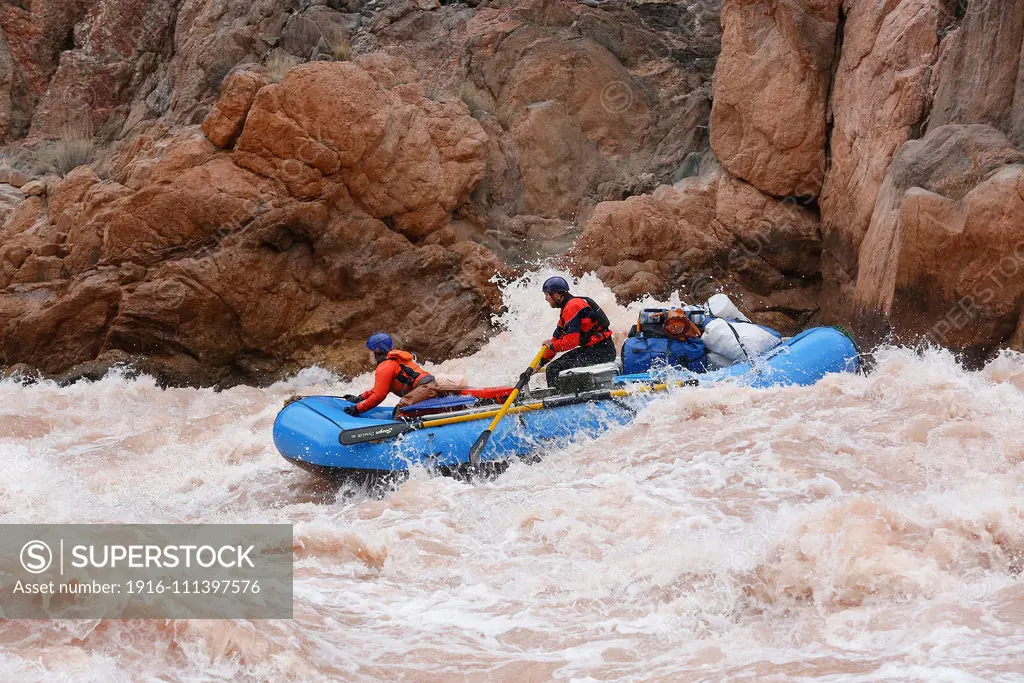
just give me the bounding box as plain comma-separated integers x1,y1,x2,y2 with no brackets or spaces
1,272,1022,679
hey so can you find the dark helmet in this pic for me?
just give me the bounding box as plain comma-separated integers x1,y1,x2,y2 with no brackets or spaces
366,332,394,353
542,276,570,294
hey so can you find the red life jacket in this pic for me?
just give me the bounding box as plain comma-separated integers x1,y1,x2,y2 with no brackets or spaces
550,295,612,352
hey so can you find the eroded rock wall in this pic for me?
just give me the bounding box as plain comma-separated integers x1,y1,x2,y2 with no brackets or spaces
5,0,1024,382
1,58,501,385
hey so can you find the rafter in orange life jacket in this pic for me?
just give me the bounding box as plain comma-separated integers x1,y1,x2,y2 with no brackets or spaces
356,349,434,413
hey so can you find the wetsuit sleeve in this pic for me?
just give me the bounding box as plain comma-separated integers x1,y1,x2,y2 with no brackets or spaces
550,298,588,352
356,361,397,413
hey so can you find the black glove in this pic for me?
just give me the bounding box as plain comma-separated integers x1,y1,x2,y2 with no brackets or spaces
342,394,361,403
518,370,534,386
343,405,360,417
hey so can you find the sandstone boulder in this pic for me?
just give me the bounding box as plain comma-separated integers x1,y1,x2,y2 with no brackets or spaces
854,124,1024,357
710,0,841,198
20,180,46,197
568,171,723,302
201,70,271,149
1,273,122,374
1,54,504,385
59,134,272,274
233,59,487,239
568,165,821,330
0,167,31,188
818,0,944,325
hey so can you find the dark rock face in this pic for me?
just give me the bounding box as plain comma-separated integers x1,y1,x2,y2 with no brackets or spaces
928,0,1024,146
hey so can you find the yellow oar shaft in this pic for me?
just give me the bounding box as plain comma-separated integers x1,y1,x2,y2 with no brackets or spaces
612,383,669,396
484,347,549,430
420,401,544,428
468,346,551,466
419,381,676,429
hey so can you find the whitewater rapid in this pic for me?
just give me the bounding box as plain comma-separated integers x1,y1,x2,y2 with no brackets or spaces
1,272,1023,681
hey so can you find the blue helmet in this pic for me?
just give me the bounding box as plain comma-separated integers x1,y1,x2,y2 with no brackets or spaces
542,276,570,294
366,332,393,353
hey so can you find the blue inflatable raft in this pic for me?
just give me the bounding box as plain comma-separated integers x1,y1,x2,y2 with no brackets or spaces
273,327,859,478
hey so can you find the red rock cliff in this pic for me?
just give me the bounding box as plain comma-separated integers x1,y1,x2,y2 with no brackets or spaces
3,0,1023,383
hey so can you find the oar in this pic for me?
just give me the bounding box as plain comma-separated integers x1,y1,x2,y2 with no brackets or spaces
337,378,698,446
338,402,544,445
468,346,549,467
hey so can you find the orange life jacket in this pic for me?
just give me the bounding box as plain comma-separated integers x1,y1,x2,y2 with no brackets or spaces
382,350,433,397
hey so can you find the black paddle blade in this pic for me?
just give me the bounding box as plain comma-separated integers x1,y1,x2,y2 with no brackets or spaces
468,429,492,467
339,421,415,445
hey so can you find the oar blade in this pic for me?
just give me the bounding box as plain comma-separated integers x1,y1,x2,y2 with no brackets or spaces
468,429,492,467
